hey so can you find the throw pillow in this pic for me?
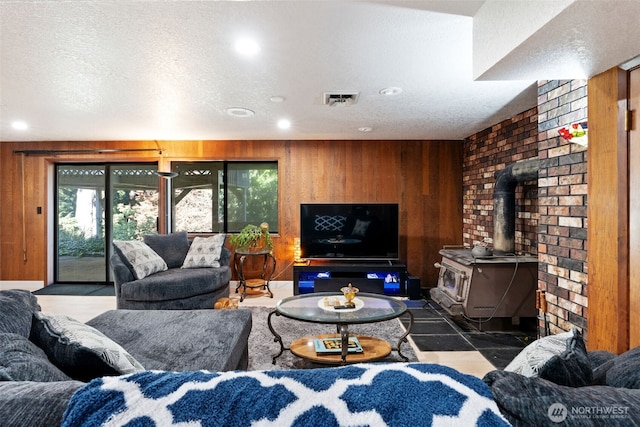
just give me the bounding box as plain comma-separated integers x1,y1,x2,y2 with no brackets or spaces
598,346,640,389
113,240,167,280
538,329,592,387
0,333,71,382
143,231,190,269
182,234,226,269
0,290,41,337
30,312,144,382
504,330,575,377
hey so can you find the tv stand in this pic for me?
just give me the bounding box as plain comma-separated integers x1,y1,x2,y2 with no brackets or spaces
293,261,407,296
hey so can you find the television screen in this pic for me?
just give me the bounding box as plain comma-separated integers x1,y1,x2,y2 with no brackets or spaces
300,203,399,260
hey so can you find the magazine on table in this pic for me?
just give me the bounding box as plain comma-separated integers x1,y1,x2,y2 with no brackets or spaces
314,336,364,354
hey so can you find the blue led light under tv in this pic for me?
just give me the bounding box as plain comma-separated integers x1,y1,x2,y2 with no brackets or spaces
297,270,403,296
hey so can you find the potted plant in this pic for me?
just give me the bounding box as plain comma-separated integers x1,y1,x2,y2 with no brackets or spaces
229,222,273,252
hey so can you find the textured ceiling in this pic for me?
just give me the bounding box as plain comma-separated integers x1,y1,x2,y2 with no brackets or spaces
1,0,639,142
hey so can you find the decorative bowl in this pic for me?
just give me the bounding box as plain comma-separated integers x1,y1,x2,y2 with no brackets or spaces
340,284,359,306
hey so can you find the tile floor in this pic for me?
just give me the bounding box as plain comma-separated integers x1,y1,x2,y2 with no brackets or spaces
401,299,534,371
35,281,532,378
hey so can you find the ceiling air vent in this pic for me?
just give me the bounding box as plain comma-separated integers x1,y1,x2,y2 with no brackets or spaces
323,91,359,107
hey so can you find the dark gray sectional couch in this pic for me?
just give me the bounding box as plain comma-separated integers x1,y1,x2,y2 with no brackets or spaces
483,329,640,426
0,290,252,427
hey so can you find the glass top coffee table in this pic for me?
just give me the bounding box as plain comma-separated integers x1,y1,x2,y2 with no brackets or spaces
268,292,414,365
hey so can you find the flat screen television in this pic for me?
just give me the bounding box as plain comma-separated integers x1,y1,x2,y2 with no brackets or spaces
300,203,399,261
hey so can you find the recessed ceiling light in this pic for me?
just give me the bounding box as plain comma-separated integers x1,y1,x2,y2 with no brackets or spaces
277,119,291,129
225,107,255,117
234,38,260,56
358,126,373,132
11,121,28,130
379,87,403,96
270,96,285,103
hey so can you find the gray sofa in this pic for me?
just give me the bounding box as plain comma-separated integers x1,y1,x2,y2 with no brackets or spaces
0,290,252,427
111,232,232,309
483,329,640,426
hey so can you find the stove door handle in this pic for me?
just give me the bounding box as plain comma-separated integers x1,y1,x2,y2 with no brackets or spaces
435,262,467,278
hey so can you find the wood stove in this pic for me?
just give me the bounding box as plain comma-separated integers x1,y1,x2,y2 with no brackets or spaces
430,159,540,326
429,247,537,322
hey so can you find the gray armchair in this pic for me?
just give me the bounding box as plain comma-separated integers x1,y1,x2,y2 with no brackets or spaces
110,232,232,310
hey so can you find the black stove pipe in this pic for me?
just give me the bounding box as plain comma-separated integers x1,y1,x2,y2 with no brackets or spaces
493,158,540,255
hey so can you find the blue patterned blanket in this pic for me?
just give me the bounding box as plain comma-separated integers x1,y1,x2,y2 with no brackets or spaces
62,363,509,427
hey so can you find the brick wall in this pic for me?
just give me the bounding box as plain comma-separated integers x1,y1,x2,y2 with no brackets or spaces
462,79,588,339
462,108,538,254
537,80,589,337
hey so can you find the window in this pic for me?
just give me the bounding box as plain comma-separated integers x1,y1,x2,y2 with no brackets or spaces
171,161,278,233
55,163,158,283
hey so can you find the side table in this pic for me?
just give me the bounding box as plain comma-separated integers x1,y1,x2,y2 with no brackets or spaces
234,250,276,302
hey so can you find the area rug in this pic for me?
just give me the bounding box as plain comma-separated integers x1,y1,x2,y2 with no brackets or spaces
33,284,115,296
246,306,417,371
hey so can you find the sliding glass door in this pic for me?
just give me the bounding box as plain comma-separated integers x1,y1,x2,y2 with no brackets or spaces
55,163,158,283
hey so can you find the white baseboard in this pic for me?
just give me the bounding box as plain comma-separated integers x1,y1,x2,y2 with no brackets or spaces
0,281,44,291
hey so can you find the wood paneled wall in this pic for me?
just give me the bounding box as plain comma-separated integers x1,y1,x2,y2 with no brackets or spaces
587,68,630,352
0,140,463,288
